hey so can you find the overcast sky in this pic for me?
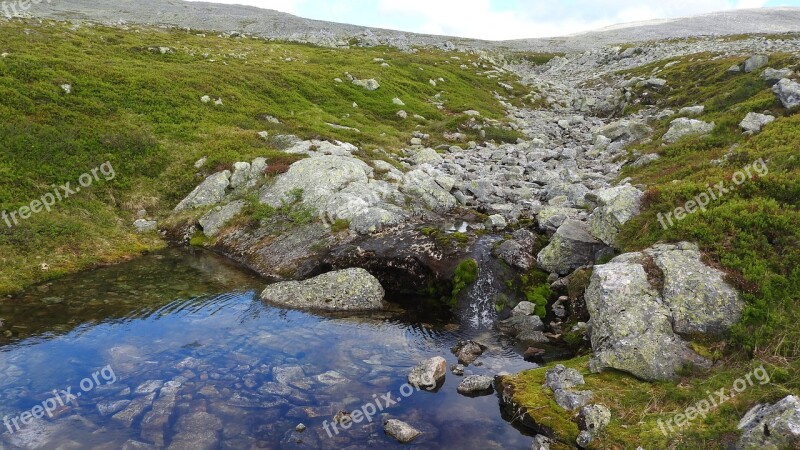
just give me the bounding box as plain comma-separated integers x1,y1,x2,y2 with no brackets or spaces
184,0,798,40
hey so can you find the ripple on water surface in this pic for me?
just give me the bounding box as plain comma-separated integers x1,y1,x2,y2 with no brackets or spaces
0,249,536,449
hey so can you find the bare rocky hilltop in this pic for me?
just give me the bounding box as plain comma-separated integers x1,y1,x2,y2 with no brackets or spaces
22,0,800,52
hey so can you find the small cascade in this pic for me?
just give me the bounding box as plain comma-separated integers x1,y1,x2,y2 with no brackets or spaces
456,235,520,330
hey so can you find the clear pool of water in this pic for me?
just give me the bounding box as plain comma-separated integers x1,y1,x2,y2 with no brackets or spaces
0,249,536,449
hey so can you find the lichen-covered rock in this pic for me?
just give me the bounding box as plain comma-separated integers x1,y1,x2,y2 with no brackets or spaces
457,375,495,396
737,395,800,450
595,119,652,143
662,118,714,143
495,229,536,270
772,78,800,110
585,258,709,381
410,147,443,165
743,54,768,73
400,169,457,213
537,220,605,275
588,185,643,247
544,364,585,391
484,214,507,230
199,200,246,237
740,112,775,134
407,356,446,390
762,67,793,84
259,155,371,210
384,419,421,443
174,171,231,211
648,242,743,335
577,404,612,447
260,268,385,311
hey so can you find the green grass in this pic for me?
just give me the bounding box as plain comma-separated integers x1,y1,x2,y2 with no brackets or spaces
517,51,800,448
0,18,528,293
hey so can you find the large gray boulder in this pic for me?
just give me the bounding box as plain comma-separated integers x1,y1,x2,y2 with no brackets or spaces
662,118,714,143
650,242,743,335
588,185,643,247
538,220,605,275
595,119,652,143
762,67,793,84
585,242,741,380
737,395,800,449
260,268,385,311
772,78,800,110
174,171,231,211
743,54,769,73
407,356,446,390
259,155,371,210
740,112,775,134
586,259,707,381
400,169,457,213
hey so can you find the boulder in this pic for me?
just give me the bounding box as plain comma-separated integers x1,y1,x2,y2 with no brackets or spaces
410,148,443,165
260,268,385,311
511,301,537,316
772,78,800,110
648,242,743,335
174,171,230,211
736,395,800,449
595,120,652,143
352,78,380,91
577,404,612,447
678,105,705,116
400,169,457,213
740,112,775,134
259,155,370,210
199,201,246,237
662,118,714,143
495,237,534,271
537,220,605,275
544,364,585,391
497,314,548,344
743,54,768,73
457,375,495,396
584,242,739,380
407,356,446,390
451,340,486,365
484,214,508,230
384,419,421,443
588,185,643,247
762,67,793,85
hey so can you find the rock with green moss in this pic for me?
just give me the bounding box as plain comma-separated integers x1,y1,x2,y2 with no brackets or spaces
736,395,800,450
587,184,643,247
260,268,385,311
537,220,605,275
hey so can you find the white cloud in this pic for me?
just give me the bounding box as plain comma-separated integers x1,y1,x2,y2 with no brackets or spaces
184,0,772,40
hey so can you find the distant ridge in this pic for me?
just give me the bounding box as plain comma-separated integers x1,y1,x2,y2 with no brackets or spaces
20,1,800,52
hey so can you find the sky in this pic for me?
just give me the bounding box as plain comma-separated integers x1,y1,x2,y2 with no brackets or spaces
185,0,800,40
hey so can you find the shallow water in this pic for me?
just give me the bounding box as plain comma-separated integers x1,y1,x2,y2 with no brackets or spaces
0,248,537,449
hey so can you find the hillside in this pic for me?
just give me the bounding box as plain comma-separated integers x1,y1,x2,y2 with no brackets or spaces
0,4,799,450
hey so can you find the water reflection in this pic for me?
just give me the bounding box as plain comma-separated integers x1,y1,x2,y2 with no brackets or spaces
0,249,536,449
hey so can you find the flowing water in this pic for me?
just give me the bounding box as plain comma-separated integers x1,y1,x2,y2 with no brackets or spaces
0,248,537,449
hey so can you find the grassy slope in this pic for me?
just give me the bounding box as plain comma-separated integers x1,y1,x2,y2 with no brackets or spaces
0,19,529,293
506,52,800,448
